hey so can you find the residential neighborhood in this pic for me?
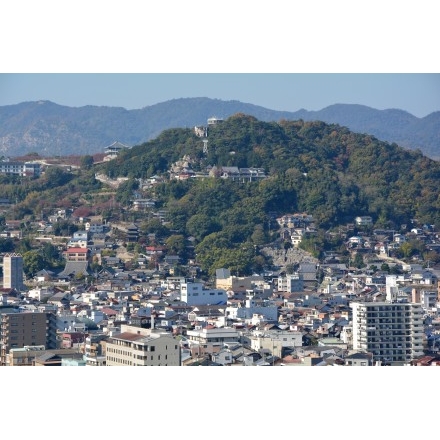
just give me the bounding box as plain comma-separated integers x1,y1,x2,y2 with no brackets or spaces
1,205,440,366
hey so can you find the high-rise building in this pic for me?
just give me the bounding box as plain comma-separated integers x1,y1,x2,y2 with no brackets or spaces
0,310,58,366
2,253,24,290
351,300,425,365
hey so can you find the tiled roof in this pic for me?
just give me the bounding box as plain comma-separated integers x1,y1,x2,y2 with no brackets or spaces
58,261,89,277
65,247,88,253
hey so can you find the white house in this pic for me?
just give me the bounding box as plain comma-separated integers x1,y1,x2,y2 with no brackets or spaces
355,216,373,226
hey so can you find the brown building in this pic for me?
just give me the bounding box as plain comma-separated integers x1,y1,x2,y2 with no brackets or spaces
0,309,57,366
61,332,86,349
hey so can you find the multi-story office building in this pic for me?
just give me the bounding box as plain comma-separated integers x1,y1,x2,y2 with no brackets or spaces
2,253,24,290
351,300,425,365
0,310,58,366
105,324,181,366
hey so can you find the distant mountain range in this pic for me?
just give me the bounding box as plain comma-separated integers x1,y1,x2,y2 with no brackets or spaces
0,98,439,159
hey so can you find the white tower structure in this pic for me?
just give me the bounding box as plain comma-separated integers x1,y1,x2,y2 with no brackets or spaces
2,253,24,291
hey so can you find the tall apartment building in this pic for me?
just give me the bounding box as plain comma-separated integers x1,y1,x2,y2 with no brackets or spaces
2,253,24,291
106,324,181,366
0,309,58,366
351,300,425,365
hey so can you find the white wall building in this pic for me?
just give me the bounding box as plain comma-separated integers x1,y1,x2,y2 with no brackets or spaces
277,273,304,292
180,282,227,306
186,327,240,350
351,300,424,364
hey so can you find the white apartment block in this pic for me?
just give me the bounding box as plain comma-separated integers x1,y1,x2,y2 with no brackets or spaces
106,325,181,366
180,282,228,306
351,301,424,365
277,273,304,292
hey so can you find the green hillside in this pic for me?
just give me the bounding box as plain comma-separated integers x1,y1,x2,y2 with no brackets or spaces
2,113,439,277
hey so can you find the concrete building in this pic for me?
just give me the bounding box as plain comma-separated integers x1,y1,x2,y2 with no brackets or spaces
0,310,58,366
5,346,83,366
215,268,263,293
84,333,107,366
236,298,278,321
0,160,41,177
277,273,304,292
186,327,240,351
249,330,303,357
2,253,24,291
5,345,46,366
351,300,424,365
105,324,181,366
180,281,227,306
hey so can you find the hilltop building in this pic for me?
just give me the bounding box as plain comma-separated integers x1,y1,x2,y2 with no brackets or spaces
0,159,41,177
103,141,130,161
207,116,224,126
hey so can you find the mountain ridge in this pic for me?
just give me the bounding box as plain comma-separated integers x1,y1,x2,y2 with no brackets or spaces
0,98,438,159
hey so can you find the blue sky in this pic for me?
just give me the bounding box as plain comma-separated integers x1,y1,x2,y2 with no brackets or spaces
0,73,439,118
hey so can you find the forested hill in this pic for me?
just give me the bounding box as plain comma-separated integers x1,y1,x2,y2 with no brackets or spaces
97,114,440,229
0,98,438,159
2,113,440,276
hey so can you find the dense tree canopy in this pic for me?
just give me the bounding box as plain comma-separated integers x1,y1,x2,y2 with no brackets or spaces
3,113,440,277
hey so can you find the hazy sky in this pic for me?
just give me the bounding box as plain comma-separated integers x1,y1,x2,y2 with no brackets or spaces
0,73,439,118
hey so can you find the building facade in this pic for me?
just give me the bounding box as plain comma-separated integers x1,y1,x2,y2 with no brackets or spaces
351,300,424,365
0,160,41,177
105,325,180,366
185,327,240,349
0,310,58,366
2,253,24,290
180,282,228,306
